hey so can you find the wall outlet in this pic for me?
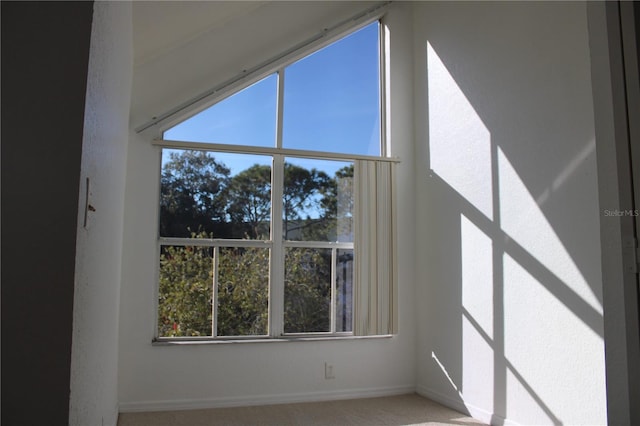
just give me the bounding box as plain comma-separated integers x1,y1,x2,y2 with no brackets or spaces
324,362,335,379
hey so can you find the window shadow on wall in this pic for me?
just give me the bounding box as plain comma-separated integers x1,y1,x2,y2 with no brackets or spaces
422,37,603,425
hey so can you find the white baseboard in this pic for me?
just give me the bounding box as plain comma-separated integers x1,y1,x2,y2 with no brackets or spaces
119,385,416,413
108,402,120,426
416,385,519,426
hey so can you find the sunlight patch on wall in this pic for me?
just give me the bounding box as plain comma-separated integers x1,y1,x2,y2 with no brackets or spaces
503,253,606,425
498,147,602,314
462,316,494,411
460,213,494,414
461,214,493,339
427,42,493,220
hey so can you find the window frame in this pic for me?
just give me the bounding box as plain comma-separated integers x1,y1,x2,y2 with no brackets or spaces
152,17,394,343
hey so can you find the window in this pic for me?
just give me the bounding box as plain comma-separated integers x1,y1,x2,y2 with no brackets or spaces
155,21,396,341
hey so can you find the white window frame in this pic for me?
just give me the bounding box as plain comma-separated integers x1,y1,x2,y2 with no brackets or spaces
152,16,397,343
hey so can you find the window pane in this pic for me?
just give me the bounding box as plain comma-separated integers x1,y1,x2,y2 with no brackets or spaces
336,249,354,332
160,149,271,239
158,245,213,337
164,74,277,147
217,247,269,336
284,248,331,333
282,22,380,155
283,158,353,242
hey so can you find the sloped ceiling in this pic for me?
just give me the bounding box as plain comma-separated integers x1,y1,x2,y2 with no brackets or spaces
133,1,269,67
130,1,380,129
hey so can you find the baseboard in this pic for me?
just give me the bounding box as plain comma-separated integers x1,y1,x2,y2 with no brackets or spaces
109,402,120,426
416,385,519,426
119,385,416,413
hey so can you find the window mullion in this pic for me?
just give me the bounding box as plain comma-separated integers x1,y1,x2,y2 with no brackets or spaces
212,246,219,338
379,19,388,157
331,247,337,333
270,166,285,336
276,68,285,149
269,68,286,337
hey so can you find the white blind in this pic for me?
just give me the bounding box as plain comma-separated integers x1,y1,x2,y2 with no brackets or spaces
353,160,398,335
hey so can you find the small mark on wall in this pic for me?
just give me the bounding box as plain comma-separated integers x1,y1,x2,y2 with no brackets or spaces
83,177,96,228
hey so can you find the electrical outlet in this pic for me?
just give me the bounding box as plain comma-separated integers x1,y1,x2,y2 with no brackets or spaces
325,362,335,379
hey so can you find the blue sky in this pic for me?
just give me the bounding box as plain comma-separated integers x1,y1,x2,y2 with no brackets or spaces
282,21,380,155
163,21,381,178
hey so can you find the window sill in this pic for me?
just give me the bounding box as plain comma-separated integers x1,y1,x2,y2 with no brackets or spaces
152,334,393,346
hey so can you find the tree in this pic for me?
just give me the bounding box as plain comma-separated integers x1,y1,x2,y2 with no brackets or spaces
282,162,332,240
224,164,271,239
160,150,231,237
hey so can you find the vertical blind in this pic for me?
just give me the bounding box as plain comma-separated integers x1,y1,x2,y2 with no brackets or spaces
353,159,398,336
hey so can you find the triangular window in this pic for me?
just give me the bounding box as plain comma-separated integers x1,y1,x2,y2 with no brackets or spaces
163,22,380,156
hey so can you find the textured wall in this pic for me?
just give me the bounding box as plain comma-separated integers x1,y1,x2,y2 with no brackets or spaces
412,2,606,424
69,3,133,426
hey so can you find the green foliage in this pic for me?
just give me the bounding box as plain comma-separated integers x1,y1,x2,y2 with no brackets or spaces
158,242,213,337
284,248,332,333
159,241,336,337
217,247,269,336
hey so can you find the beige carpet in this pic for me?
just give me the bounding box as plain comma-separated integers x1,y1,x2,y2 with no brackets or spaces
117,393,487,426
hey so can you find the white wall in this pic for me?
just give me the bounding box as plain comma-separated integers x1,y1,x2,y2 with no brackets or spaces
69,3,133,426
412,2,607,425
118,2,416,412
